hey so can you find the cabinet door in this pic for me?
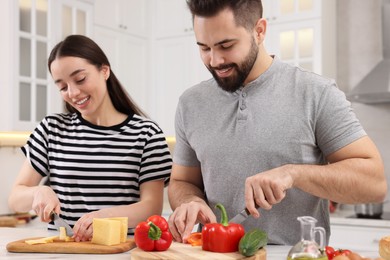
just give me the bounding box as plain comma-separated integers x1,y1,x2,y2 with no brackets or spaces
265,19,322,74
93,27,148,112
94,0,147,37
330,224,388,253
150,35,209,136
16,0,51,131
153,0,193,38
263,0,321,23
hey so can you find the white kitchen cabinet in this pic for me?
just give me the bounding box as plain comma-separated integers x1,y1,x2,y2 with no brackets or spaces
152,0,194,39
330,221,390,252
263,0,329,75
93,26,149,112
265,19,322,73
0,0,93,132
263,0,321,23
149,35,210,136
94,0,148,38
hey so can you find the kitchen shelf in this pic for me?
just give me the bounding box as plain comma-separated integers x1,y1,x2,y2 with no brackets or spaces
0,132,30,147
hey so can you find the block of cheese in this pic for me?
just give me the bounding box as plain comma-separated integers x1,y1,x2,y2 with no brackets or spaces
107,217,128,243
91,218,121,246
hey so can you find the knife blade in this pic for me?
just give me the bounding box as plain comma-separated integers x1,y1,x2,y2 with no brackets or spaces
50,212,74,236
229,208,251,224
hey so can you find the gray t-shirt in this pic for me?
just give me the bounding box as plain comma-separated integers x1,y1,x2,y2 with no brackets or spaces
173,57,366,245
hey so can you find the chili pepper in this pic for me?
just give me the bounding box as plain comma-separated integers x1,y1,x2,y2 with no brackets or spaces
202,203,245,253
134,215,173,251
187,232,202,246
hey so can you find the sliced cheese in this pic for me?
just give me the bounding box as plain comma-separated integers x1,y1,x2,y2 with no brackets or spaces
25,235,59,245
107,217,128,243
59,226,67,240
91,218,121,246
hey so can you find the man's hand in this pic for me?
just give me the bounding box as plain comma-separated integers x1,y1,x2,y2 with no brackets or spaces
168,200,216,243
245,164,293,217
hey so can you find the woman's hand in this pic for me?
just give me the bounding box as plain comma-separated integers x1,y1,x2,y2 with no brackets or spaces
72,210,104,242
31,185,61,222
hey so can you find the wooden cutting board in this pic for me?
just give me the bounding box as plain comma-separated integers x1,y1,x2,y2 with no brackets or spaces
6,237,136,254
131,242,266,260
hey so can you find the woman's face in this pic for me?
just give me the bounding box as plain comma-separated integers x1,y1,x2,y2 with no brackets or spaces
50,56,110,119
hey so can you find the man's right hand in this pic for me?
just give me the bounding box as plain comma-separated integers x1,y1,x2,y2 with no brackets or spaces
168,200,216,243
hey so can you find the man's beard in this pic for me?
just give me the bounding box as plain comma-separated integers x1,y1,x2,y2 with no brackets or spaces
207,37,259,93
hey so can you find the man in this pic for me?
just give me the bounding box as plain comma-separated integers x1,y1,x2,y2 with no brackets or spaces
168,0,387,245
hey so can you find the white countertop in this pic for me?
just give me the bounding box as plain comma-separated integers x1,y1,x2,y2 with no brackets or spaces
0,220,291,259
0,209,384,259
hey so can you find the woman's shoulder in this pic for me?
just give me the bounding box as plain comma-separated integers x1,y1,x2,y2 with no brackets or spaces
127,114,164,135
36,113,79,131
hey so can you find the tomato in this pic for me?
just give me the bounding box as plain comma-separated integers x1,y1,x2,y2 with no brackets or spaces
333,249,352,258
187,232,202,246
326,246,336,259
325,246,352,259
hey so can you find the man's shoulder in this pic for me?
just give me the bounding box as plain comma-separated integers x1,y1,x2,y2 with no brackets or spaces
180,78,216,99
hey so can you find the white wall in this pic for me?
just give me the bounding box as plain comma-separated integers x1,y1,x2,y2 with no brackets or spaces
336,0,390,209
0,147,25,214
352,103,390,210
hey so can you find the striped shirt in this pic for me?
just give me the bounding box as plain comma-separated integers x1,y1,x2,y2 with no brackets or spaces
22,112,172,234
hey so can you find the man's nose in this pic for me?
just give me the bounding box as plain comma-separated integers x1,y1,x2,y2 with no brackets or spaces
209,50,225,68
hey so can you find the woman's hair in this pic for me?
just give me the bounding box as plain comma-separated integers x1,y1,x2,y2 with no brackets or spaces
48,34,146,117
186,0,263,31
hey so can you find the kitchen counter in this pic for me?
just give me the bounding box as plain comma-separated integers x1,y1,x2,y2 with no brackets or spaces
0,224,289,259
0,218,382,260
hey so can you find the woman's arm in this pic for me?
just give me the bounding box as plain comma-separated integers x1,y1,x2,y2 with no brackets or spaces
72,179,165,242
8,159,60,221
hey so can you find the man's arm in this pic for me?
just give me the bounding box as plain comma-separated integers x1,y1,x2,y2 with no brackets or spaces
294,135,386,203
245,136,387,216
168,163,216,242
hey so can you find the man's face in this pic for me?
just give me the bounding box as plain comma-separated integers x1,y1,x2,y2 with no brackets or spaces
194,8,259,92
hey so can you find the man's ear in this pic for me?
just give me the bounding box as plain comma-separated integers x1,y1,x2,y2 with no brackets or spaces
254,18,267,43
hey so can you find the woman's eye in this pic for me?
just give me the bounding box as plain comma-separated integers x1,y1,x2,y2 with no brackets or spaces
76,77,86,84
59,86,68,92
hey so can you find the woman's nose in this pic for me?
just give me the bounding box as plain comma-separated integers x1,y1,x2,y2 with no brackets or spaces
67,84,80,98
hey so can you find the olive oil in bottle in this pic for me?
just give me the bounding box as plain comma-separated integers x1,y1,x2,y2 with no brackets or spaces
287,216,328,260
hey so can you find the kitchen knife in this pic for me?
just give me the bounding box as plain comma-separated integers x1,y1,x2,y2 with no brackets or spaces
50,212,74,236
229,208,251,224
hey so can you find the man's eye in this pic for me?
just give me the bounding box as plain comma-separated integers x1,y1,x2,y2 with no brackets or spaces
200,47,210,52
221,44,233,49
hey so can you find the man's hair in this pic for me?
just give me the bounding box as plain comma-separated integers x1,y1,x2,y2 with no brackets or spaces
186,0,263,31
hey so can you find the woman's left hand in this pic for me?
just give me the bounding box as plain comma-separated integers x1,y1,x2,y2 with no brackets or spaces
72,211,103,242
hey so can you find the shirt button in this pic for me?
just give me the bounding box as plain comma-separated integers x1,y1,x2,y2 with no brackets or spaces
242,92,247,97
240,104,247,110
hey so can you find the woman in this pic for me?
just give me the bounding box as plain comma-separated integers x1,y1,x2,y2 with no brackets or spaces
8,35,172,242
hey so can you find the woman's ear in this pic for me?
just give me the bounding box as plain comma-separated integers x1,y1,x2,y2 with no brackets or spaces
101,64,110,80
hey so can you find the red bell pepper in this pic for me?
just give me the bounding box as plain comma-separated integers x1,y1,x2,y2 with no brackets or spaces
202,203,245,253
134,215,173,251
